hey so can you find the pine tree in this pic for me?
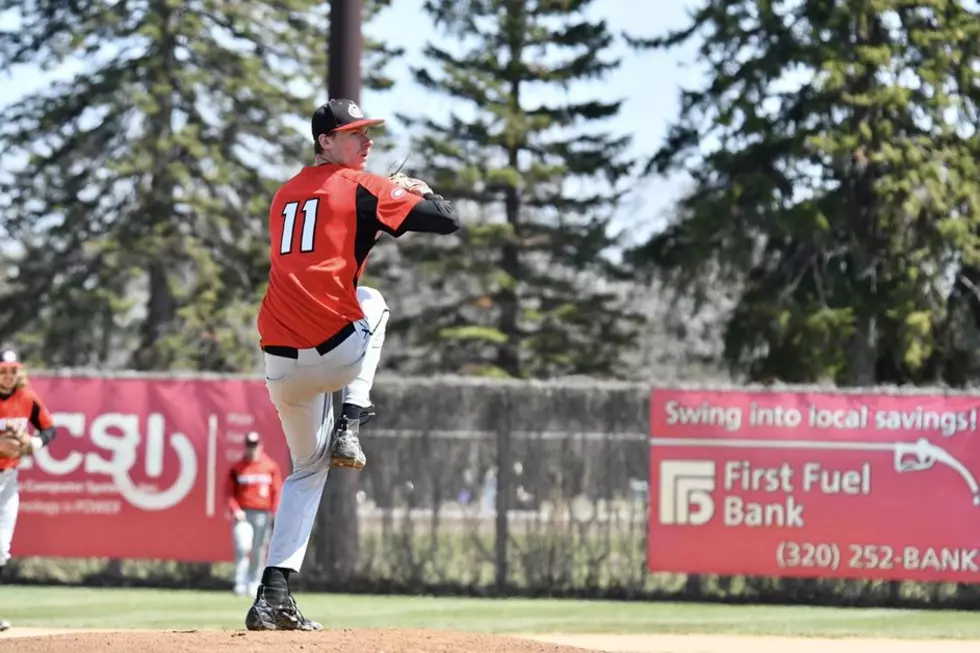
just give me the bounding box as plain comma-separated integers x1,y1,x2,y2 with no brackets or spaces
381,0,643,379
626,0,980,385
0,0,398,371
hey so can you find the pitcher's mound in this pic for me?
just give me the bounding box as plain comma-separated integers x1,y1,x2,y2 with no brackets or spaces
0,628,598,652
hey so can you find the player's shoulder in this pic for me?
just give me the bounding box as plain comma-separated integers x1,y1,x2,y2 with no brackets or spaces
273,167,319,197
232,457,253,472
338,167,393,190
277,165,379,196
17,384,41,403
272,166,394,206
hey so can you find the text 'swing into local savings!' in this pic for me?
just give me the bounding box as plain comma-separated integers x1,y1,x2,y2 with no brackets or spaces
647,389,980,582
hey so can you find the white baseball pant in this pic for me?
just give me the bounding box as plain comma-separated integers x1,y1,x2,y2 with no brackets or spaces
262,286,388,573
0,469,19,567
233,509,273,592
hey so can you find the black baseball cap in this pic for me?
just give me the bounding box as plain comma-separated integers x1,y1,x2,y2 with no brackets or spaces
312,99,385,142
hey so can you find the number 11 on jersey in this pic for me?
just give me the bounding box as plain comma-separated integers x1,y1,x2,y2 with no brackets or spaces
280,198,319,254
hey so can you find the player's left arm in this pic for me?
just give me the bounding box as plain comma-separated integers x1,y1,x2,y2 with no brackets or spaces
354,171,459,237
27,391,57,453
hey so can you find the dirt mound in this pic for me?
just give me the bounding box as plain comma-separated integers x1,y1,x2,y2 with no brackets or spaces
0,629,599,653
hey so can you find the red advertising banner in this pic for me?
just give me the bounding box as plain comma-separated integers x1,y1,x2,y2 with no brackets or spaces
648,388,980,582
10,375,291,562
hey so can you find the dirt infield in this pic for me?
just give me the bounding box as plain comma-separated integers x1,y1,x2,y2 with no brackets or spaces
0,627,977,653
0,629,592,652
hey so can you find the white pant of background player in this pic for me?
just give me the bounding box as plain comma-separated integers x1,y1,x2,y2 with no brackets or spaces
233,509,273,597
262,285,388,573
0,468,18,569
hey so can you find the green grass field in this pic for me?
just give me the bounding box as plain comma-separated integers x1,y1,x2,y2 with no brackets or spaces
0,585,977,639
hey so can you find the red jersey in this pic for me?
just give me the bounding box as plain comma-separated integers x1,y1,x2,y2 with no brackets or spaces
257,164,423,349
226,454,282,513
0,384,53,471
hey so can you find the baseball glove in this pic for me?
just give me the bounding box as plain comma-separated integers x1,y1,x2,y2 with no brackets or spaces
389,172,433,197
0,426,31,458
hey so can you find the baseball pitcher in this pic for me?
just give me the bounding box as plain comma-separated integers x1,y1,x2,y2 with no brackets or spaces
227,431,282,598
0,348,59,632
246,98,460,631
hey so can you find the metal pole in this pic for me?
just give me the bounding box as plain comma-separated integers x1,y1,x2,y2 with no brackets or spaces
329,0,363,101
316,0,364,586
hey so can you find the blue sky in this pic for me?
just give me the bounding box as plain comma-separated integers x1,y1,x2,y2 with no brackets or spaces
0,0,702,244
360,0,702,240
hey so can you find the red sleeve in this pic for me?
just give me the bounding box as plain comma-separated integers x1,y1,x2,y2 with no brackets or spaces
28,391,54,430
226,465,241,514
353,171,424,233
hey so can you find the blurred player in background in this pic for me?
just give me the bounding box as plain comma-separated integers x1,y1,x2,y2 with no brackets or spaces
0,349,58,631
227,430,282,598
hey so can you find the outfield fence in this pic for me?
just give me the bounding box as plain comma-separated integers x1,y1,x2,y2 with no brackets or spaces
8,374,980,608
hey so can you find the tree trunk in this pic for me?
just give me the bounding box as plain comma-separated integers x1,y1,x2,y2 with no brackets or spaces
496,1,526,378
843,12,885,387
133,0,178,371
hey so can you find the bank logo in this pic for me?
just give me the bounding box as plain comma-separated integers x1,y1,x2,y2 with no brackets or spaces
659,460,716,526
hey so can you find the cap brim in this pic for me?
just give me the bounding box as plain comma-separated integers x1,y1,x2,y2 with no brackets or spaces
335,118,386,131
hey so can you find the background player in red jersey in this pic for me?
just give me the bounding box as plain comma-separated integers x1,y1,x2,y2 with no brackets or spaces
246,98,459,631
0,348,59,632
227,430,283,598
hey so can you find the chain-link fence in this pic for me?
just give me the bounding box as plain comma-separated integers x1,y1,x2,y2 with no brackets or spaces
301,377,653,597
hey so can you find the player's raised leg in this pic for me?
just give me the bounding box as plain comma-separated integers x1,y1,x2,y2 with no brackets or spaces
331,286,390,471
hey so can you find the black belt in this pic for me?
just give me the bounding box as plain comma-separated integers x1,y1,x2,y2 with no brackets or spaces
262,322,356,359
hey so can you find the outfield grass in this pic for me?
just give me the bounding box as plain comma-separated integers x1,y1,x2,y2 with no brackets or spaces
0,585,976,639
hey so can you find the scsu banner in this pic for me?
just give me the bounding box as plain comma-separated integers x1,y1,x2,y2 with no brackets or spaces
10,375,290,562
648,389,980,582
